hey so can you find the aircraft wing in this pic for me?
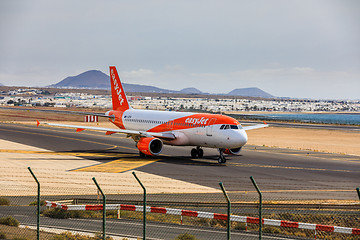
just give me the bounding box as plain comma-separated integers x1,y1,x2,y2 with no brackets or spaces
242,123,269,131
37,121,176,140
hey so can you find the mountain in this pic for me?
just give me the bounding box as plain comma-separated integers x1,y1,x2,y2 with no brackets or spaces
227,87,273,98
49,70,274,97
123,83,177,93
179,87,203,94
49,70,110,89
49,70,177,93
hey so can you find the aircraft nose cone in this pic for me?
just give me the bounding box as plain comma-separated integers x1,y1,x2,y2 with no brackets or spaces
238,130,248,146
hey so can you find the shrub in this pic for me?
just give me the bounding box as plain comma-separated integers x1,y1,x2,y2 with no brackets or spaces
0,197,10,206
51,232,113,240
42,208,110,219
0,232,6,239
263,226,281,234
29,200,46,206
42,208,70,219
174,233,199,240
0,216,20,227
233,222,246,230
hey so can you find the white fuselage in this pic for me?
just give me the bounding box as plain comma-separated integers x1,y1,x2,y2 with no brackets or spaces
116,109,248,149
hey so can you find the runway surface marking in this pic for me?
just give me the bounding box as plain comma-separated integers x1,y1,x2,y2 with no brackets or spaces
0,125,137,152
0,126,160,173
0,149,129,158
163,160,359,173
244,146,360,163
228,162,358,173
231,189,355,194
0,149,159,173
72,158,159,173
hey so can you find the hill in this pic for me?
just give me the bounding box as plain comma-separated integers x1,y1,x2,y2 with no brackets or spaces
49,70,110,89
179,87,203,94
227,87,273,98
49,70,274,97
49,70,177,93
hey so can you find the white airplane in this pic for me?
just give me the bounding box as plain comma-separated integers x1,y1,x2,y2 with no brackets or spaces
38,66,268,163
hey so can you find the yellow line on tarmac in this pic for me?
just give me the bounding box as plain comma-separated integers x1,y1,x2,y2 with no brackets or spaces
0,149,159,173
0,126,137,152
0,149,130,158
226,162,359,173
231,189,355,194
73,158,159,173
246,147,360,163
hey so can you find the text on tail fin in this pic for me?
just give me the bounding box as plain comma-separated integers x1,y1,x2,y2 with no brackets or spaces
109,66,130,111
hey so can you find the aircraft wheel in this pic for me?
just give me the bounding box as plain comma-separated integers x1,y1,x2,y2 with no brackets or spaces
191,148,198,158
198,148,204,158
218,156,226,164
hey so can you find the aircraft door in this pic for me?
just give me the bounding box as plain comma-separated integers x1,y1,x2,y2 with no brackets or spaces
206,118,217,136
167,120,174,130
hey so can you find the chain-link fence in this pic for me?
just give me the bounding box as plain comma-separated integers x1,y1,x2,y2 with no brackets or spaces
0,167,359,240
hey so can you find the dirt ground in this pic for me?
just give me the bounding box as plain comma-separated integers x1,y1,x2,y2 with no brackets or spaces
246,127,360,156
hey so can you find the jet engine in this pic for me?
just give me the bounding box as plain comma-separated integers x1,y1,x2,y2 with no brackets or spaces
223,147,242,155
137,137,163,156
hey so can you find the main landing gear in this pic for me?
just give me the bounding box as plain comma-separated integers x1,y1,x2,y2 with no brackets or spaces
218,149,226,164
191,146,204,158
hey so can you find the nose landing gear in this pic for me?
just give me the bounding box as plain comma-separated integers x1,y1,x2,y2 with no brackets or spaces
191,146,204,158
218,148,226,164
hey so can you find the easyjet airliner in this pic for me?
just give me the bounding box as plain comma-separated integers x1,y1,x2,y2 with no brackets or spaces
37,66,268,163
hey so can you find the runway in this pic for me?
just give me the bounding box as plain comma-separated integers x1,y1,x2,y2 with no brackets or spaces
0,122,359,200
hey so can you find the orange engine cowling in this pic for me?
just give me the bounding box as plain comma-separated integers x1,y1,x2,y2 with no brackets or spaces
137,137,163,156
224,147,242,155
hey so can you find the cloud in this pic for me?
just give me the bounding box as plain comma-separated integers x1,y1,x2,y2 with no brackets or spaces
0,0,359,99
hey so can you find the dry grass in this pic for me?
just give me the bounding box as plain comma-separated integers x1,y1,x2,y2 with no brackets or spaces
0,225,56,240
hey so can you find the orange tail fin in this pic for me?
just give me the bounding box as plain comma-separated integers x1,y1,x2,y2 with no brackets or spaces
109,66,130,111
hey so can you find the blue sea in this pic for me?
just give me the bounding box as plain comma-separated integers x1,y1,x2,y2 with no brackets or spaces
246,113,360,125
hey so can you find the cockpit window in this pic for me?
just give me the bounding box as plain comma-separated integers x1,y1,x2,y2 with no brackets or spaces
220,125,225,129
230,125,238,129
224,125,230,130
238,125,243,129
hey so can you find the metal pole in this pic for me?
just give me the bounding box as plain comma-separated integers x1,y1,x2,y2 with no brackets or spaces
357,188,360,200
132,171,146,240
250,176,262,240
28,167,40,240
219,182,231,240
92,177,106,240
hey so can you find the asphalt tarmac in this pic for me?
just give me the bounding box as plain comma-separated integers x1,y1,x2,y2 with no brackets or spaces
0,122,359,200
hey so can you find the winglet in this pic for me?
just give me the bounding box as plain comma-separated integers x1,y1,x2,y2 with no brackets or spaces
36,120,40,127
263,121,267,125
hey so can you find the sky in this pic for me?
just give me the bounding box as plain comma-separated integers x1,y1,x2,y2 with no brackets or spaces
0,0,359,99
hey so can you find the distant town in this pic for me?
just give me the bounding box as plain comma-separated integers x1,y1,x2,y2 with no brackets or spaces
0,87,359,113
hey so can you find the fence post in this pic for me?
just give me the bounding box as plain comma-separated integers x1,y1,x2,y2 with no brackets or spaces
219,182,231,240
250,176,262,240
28,167,40,240
357,188,360,200
92,177,106,240
132,171,146,240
